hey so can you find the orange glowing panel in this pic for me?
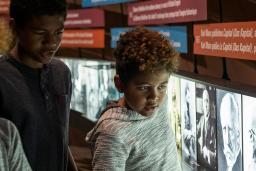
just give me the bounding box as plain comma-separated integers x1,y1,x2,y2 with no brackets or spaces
194,21,256,60
61,29,105,48
0,0,9,14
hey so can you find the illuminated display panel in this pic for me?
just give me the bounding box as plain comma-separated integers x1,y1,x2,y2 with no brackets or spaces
61,58,121,122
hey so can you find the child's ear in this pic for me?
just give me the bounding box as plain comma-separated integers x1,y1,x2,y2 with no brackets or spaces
114,75,124,93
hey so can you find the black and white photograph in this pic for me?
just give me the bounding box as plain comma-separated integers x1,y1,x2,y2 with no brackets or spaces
217,89,242,171
243,95,256,171
181,79,197,171
195,84,217,170
167,75,182,159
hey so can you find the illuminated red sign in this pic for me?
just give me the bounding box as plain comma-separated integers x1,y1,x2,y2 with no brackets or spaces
128,0,207,25
64,9,104,28
0,0,9,14
194,22,256,60
61,29,105,48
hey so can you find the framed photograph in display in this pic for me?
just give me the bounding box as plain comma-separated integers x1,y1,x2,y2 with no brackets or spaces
195,83,217,170
216,89,242,171
180,78,197,171
243,95,256,171
167,75,182,160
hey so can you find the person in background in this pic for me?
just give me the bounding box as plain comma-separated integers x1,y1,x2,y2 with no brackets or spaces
86,27,181,170
197,88,216,169
0,0,72,170
0,17,32,171
220,93,241,171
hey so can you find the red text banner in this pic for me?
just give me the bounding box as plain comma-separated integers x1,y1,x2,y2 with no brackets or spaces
194,22,256,60
128,0,207,26
64,9,104,28
0,0,9,14
61,29,105,48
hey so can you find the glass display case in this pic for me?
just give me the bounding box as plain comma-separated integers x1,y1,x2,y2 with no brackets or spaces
167,74,254,171
60,57,121,122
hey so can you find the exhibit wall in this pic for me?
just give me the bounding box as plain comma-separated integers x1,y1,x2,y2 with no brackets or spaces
168,74,255,171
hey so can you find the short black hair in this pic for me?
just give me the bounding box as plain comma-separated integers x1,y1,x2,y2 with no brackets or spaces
114,27,180,84
10,0,68,26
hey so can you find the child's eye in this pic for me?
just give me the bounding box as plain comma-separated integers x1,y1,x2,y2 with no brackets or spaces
137,86,149,91
158,85,167,91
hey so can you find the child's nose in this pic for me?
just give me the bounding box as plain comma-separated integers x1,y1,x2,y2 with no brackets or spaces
148,89,159,101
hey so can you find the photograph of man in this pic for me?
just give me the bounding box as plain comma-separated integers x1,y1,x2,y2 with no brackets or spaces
168,75,182,160
196,84,217,170
181,79,197,170
243,95,256,171
217,90,242,171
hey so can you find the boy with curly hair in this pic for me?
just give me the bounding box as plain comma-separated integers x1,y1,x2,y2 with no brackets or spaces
86,27,181,170
0,0,72,170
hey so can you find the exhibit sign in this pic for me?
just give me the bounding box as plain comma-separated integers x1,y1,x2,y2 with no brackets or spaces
82,0,134,7
128,0,207,25
111,26,188,53
0,0,9,14
64,9,105,28
194,21,256,60
61,29,105,48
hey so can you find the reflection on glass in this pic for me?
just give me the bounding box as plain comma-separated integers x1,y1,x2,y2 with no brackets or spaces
61,58,121,122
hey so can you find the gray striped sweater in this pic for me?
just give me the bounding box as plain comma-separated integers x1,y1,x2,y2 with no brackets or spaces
86,99,181,171
0,118,32,171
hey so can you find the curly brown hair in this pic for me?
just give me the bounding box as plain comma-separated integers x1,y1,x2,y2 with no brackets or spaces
114,27,180,83
0,18,12,54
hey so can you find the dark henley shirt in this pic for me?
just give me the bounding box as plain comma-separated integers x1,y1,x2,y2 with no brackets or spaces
0,56,72,171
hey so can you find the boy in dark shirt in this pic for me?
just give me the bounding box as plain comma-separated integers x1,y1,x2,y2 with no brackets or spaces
0,0,72,170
